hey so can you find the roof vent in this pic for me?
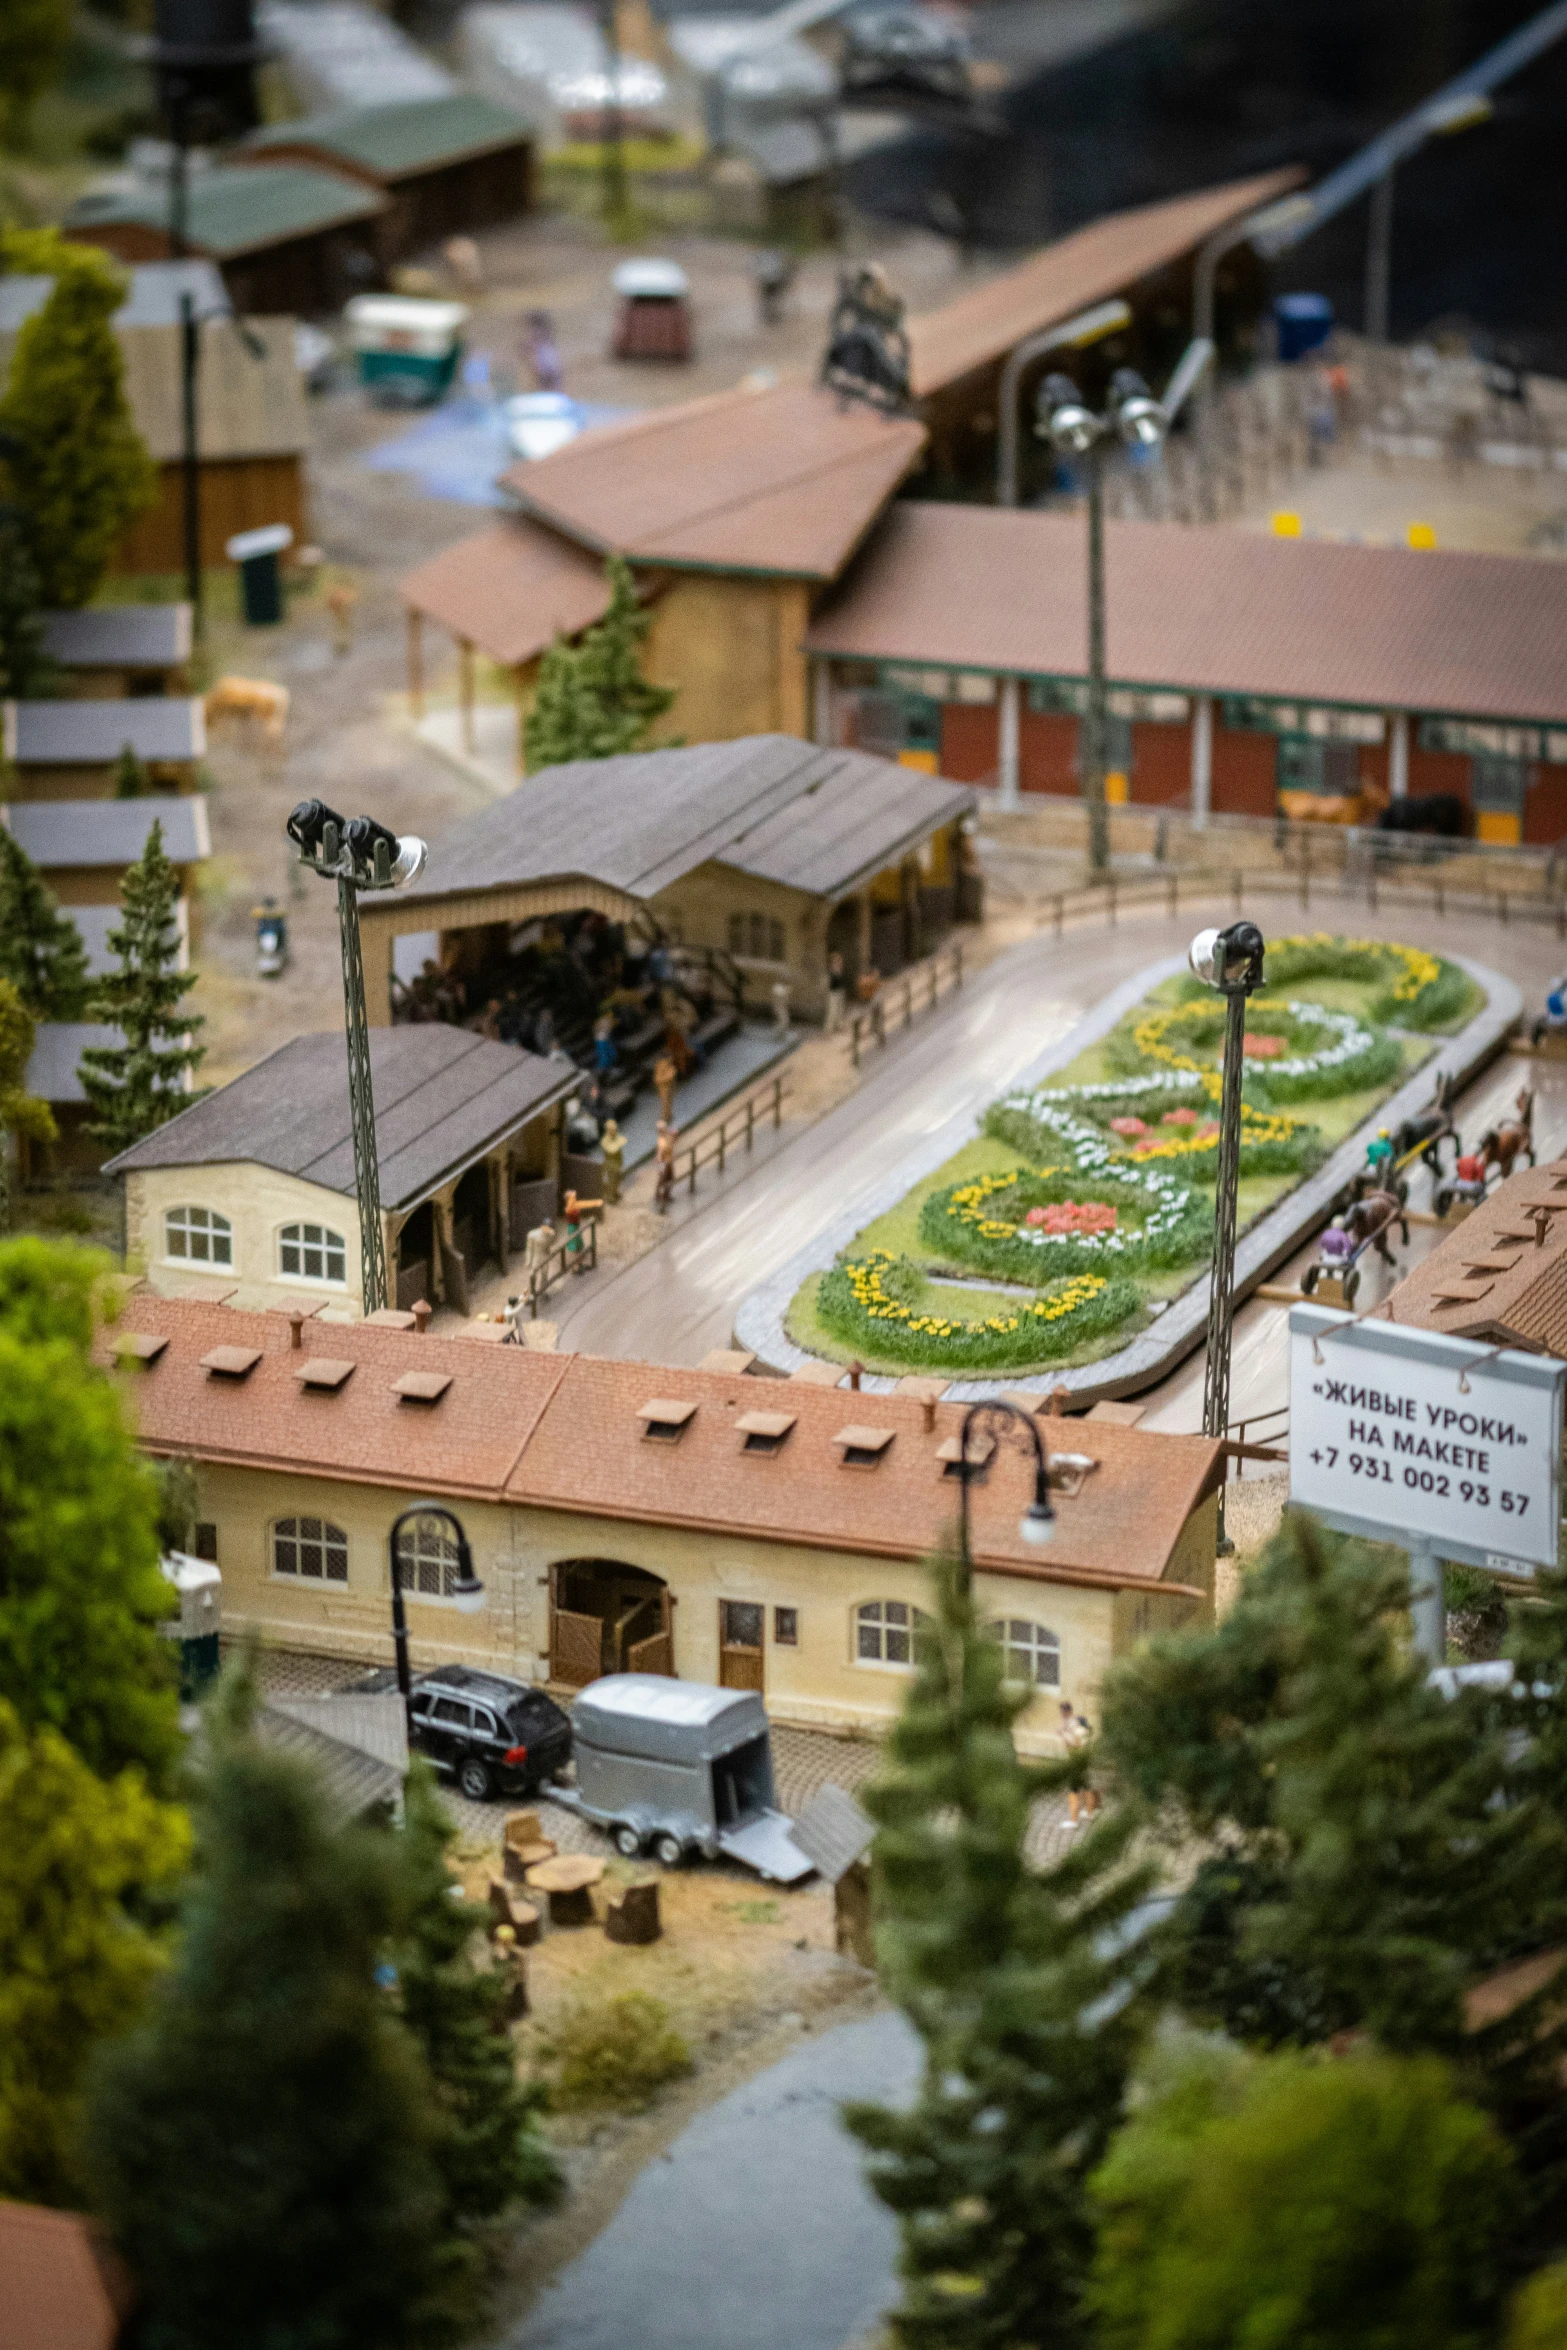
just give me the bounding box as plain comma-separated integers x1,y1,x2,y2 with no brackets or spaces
115,1330,169,1366
937,1432,994,1480
411,1299,432,1334
288,1307,307,1351
367,1307,419,1330
638,1397,697,1443
1047,1451,1100,1499
392,1369,451,1404
201,1344,262,1379
737,1409,796,1455
295,1357,355,1391
834,1424,894,1469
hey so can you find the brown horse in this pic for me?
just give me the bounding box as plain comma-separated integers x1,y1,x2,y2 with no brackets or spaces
1478,1088,1536,1182
1343,1185,1410,1268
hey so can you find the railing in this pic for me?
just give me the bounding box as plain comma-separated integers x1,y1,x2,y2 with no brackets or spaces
670,1071,790,1198
846,939,965,1067
1035,864,1567,940
1223,1404,1290,1475
515,1220,598,1319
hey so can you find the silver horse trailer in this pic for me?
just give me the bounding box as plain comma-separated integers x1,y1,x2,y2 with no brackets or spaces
556,1675,812,1882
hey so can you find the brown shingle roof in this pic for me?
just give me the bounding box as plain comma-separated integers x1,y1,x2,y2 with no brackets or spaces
906,168,1305,400
805,502,1567,725
400,518,611,668
497,381,926,582
1383,1160,1567,1352
0,2201,130,2350
102,1297,1221,1592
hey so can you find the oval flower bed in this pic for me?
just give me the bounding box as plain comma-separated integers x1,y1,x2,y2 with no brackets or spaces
1116,995,1402,1105
919,1150,1211,1284
1264,933,1471,1031
985,1086,1321,1183
816,1249,1142,1371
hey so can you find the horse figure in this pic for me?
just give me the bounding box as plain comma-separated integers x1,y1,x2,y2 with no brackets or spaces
1392,1071,1459,1180
1477,1089,1536,1182
1342,1185,1410,1268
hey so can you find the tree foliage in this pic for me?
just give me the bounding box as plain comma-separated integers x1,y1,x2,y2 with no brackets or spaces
522,555,675,773
0,1700,188,2206
0,823,89,1019
0,1234,180,1784
0,976,55,1233
846,1548,1157,2350
79,819,206,1154
113,741,148,798
0,231,157,607
0,504,56,697
1088,2040,1514,2350
0,0,74,141
89,1672,452,2350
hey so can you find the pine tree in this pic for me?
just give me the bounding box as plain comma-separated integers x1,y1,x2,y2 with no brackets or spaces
0,232,157,608
113,741,147,799
79,820,206,1153
844,1548,1158,2350
394,1764,560,2301
0,977,55,1233
0,825,89,1018
0,0,73,143
88,1669,451,2350
522,555,675,773
0,503,55,697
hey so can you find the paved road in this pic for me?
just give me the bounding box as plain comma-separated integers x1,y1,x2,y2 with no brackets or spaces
507,2010,920,2350
552,899,1566,1372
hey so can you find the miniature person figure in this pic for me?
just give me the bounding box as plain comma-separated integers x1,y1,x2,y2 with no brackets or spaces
653,1053,678,1124
1060,1703,1099,1827
600,1117,626,1204
523,1219,556,1289
654,1119,676,1214
1365,1126,1395,1179
593,1013,618,1077
325,578,358,657
562,1188,602,1272
523,309,564,393
770,978,791,1037
825,949,846,1033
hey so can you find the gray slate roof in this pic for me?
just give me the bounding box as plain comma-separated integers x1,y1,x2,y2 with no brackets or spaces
3,796,211,869
42,605,193,668
0,260,229,333
400,735,974,911
9,696,204,763
26,1022,125,1106
256,1705,404,1822
104,1022,577,1209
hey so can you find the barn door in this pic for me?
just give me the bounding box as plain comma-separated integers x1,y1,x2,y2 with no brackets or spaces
627,1588,675,1677
718,1599,764,1693
548,1564,602,1689
439,1231,469,1318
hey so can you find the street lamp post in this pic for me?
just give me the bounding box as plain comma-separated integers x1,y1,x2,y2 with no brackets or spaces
387,1504,486,1732
955,1398,1057,1590
1037,340,1213,877
994,297,1131,507
287,801,428,1314
1188,920,1266,1554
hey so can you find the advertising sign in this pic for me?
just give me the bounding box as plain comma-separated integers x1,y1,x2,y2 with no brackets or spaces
1289,1303,1565,1575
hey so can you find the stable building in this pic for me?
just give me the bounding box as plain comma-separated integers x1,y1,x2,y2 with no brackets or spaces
1378,1156,1567,1351
105,1022,580,1318
355,732,978,1025
4,696,206,797
241,93,533,258
41,602,193,697
101,1294,1224,1751
68,164,390,316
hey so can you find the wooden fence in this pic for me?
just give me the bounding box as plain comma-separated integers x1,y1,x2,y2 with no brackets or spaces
515,1219,598,1319
846,939,966,1068
1038,865,1567,941
669,1071,789,1199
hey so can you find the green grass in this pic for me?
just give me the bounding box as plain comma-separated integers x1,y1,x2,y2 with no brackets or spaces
788,1266,1148,1379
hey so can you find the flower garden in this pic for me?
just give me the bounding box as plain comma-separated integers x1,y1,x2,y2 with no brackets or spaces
788,935,1482,1378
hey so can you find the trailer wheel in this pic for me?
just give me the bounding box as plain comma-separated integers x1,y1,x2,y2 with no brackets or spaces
612,1824,642,1859
1435,1186,1454,1217
1302,1263,1319,1295
653,1833,684,1868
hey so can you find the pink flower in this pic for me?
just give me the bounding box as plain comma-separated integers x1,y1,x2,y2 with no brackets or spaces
1109,1116,1147,1136
1242,1032,1285,1059
1162,1107,1198,1126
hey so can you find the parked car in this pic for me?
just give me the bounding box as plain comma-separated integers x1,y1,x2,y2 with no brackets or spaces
359,1665,571,1800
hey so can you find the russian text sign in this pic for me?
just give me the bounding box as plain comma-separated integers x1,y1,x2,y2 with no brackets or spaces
1289,1303,1564,1574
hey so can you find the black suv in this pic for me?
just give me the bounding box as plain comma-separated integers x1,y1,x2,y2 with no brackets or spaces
362,1666,571,1801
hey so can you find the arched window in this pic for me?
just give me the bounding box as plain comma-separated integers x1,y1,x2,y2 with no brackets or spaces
855,1598,931,1667
273,1517,348,1583
395,1511,461,1600
278,1222,347,1286
164,1205,232,1267
987,1619,1061,1690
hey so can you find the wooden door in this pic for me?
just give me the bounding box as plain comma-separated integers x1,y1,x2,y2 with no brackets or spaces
627,1588,675,1677
548,1566,603,1688
718,1599,764,1693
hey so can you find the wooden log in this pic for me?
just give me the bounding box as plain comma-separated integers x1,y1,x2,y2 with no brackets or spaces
604,1880,661,1945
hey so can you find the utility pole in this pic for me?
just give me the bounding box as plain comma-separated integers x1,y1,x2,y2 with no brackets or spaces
1190,921,1267,1555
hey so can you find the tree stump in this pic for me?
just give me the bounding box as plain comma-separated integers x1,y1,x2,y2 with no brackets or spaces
486,1879,542,1944
605,1879,661,1945
527,1852,605,1926
503,1812,557,1881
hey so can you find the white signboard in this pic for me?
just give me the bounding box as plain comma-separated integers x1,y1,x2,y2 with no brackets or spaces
1289,1304,1565,1575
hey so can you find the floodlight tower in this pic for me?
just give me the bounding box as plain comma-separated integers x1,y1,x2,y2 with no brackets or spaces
1188,919,1267,1553
287,801,427,1315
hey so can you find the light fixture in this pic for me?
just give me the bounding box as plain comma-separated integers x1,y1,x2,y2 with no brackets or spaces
452,1570,487,1614
1189,920,1266,992
1039,371,1102,456
286,797,346,856
1019,1493,1056,1548
1110,368,1165,448
344,814,427,890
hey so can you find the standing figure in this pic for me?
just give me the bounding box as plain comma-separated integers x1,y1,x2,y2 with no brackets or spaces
653,1119,676,1214
825,949,846,1034
770,978,791,1037
325,578,358,657
523,309,563,393
561,1188,601,1271
1059,1703,1100,1827
653,1053,678,1124
600,1117,626,1204
593,1013,618,1077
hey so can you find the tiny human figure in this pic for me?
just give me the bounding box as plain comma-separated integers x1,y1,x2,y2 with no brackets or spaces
443,235,483,292
325,578,358,657
856,966,882,1004
770,978,791,1037
653,1053,678,1123
600,1116,626,1204
654,1119,676,1214
1060,1703,1100,1828
593,1013,618,1076
825,949,846,1033
523,1219,556,1284
523,309,563,393
562,1188,602,1271
1364,1126,1394,1179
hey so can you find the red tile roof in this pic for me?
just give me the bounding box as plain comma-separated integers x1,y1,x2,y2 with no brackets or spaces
400,517,611,668
906,169,1306,400
0,2203,130,2350
103,1297,1221,1592
805,502,1567,725
496,381,927,583
1381,1158,1567,1352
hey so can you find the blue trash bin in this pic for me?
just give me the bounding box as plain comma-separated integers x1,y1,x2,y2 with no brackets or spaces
1274,294,1334,363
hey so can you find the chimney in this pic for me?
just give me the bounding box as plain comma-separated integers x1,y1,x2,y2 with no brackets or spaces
920,1396,937,1434
847,1359,863,1392
1046,1385,1069,1417
288,1308,306,1351
411,1299,432,1334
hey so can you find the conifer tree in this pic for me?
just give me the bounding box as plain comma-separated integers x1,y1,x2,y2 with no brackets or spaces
0,977,55,1233
79,821,206,1153
522,555,675,772
0,232,156,608
845,1548,1158,2349
0,824,89,1018
88,1670,449,2350
394,1764,560,2284
0,503,55,697
113,741,147,799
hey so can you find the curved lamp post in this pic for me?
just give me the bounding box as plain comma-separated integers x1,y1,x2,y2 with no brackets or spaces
995,296,1131,507
287,801,428,1314
955,1398,1056,1590
387,1503,486,1729
1036,341,1213,877
1188,920,1267,1554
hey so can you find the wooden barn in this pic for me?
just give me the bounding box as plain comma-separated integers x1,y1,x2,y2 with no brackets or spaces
240,94,533,258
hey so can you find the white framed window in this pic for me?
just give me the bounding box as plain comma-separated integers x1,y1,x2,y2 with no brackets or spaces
394,1512,461,1600
855,1598,931,1668
987,1618,1061,1690
278,1222,347,1286
164,1205,232,1267
727,912,787,965
273,1516,348,1584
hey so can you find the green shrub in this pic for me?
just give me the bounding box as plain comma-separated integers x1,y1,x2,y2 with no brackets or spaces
918,1164,1211,1283
1264,932,1472,1032
1509,2261,1567,2349
547,1991,691,2112
817,1250,1141,1371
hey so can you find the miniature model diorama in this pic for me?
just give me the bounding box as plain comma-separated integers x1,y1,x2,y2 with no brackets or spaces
1528,975,1567,1053
1300,1178,1412,1306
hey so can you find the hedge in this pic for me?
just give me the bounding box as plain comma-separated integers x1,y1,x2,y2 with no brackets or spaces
816,1251,1143,1371
919,1162,1212,1283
